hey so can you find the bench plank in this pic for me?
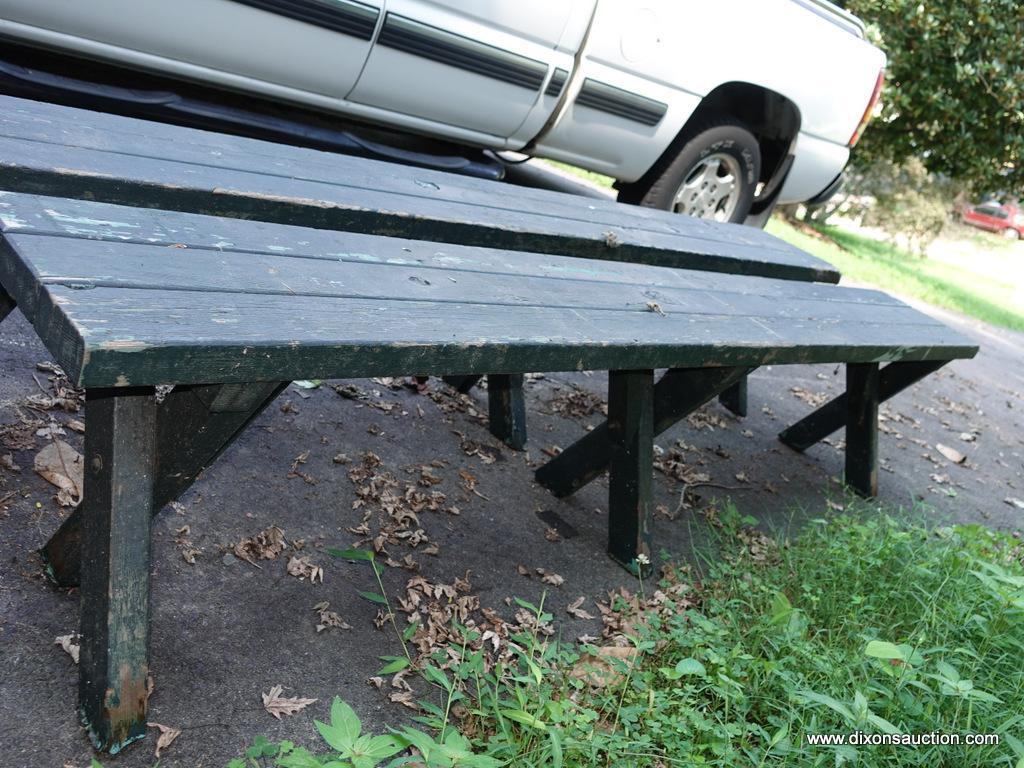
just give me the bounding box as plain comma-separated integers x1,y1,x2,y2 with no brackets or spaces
0,95,839,283
0,198,975,389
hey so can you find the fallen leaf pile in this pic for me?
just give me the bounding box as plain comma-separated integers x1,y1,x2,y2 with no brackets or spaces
546,388,608,420
27,362,83,413
231,525,287,566
654,449,711,486
686,407,729,431
347,452,443,560
287,555,324,583
334,383,401,414
313,601,351,632
790,386,829,408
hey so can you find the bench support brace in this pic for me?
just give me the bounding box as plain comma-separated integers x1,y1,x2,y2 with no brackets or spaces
719,377,748,418
442,374,525,449
607,370,654,575
778,361,946,497
0,286,15,324
442,375,482,394
536,366,752,498
77,388,157,753
487,374,527,450
42,381,286,587
845,363,879,497
778,361,944,452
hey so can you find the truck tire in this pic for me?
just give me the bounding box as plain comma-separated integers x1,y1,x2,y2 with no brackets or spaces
619,121,761,224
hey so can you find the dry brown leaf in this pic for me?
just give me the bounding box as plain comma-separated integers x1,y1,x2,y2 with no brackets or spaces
544,527,562,542
262,685,317,719
567,596,595,620
54,633,79,664
537,568,564,586
570,645,638,687
936,443,966,464
34,440,83,506
232,526,286,565
313,601,351,632
645,300,665,316
287,555,324,583
148,722,181,758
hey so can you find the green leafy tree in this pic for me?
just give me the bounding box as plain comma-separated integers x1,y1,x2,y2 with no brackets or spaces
846,0,1024,196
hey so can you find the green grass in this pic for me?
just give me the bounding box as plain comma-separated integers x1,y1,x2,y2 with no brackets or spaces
536,159,616,190
766,218,1024,332
228,503,1024,768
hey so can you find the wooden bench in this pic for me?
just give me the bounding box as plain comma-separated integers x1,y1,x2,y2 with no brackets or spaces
0,94,839,430
0,188,975,752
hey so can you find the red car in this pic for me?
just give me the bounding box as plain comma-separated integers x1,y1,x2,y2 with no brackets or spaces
961,201,1024,240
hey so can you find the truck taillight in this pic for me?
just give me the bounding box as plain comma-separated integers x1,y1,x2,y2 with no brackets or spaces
849,69,885,147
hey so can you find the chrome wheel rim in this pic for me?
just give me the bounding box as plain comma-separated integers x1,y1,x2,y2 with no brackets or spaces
672,152,742,221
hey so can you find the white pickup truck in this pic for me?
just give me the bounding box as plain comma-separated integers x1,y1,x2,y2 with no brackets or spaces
0,0,885,225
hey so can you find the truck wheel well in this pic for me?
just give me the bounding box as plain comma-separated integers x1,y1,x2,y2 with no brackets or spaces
618,82,801,203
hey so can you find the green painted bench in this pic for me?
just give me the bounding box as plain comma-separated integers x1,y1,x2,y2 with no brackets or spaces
0,190,975,752
0,94,839,432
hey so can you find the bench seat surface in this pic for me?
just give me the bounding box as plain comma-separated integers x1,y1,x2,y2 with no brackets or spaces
0,194,976,389
0,94,839,284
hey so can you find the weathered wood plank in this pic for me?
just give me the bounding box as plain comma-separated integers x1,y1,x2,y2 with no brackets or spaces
0,95,839,283
487,374,527,450
77,388,157,753
7,235,933,327
0,193,902,308
43,382,285,587
27,282,976,388
778,361,947,452
845,363,880,497
0,97,799,266
606,370,654,575
719,378,748,417
536,367,751,496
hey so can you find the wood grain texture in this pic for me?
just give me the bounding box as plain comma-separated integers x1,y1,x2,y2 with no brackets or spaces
77,388,157,753
0,196,977,389
0,95,838,283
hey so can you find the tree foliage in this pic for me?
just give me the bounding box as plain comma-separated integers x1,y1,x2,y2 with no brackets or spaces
846,0,1024,196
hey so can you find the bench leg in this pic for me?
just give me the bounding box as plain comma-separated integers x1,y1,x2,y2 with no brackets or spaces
719,376,748,417
43,381,286,587
77,388,157,753
607,370,654,575
442,375,482,394
845,363,879,497
536,366,752,497
0,286,15,324
778,360,945,452
487,374,527,450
